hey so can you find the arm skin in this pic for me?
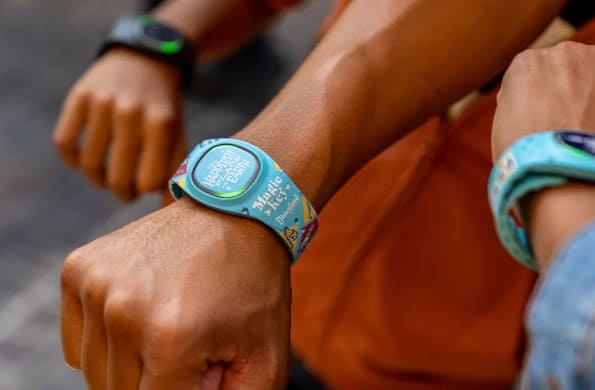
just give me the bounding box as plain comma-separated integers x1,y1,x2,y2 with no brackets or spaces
523,183,595,269
231,0,567,210
54,0,564,201
155,0,567,203
60,1,571,387
151,0,283,62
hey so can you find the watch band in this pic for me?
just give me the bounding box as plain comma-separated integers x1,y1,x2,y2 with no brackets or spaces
489,131,595,270
98,15,196,85
169,139,319,263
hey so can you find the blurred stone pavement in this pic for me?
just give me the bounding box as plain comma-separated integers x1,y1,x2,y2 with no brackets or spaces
0,1,330,388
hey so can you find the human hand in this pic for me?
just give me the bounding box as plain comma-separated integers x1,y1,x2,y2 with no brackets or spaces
491,42,595,387
60,198,291,389
492,42,595,160
54,48,187,201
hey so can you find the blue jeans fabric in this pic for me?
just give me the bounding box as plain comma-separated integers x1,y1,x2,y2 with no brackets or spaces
522,223,595,389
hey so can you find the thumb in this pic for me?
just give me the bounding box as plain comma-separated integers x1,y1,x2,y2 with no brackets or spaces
202,363,224,390
222,353,289,390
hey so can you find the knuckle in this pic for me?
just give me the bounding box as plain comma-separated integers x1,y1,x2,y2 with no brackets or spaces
147,106,176,128
90,93,113,110
80,266,110,306
104,293,138,333
510,48,539,68
147,315,193,350
68,84,89,103
553,40,580,52
505,48,542,81
61,250,85,289
115,99,142,118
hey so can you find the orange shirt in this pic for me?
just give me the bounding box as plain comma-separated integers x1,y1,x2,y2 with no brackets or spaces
291,99,535,389
265,1,594,388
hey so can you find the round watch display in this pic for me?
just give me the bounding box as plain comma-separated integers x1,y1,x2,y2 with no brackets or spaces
192,144,261,198
170,138,320,263
557,131,595,158
139,16,183,54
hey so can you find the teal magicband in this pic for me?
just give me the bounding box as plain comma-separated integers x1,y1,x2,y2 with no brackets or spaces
169,139,319,263
488,131,595,270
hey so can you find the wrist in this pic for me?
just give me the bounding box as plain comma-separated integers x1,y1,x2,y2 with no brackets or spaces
234,125,334,211
171,197,289,258
522,182,595,269
105,47,183,83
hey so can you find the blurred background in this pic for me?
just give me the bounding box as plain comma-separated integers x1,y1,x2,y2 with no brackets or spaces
0,1,330,388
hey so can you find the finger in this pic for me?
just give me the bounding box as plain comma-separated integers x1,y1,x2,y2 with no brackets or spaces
106,336,142,389
60,286,84,370
202,364,224,390
81,305,108,390
54,89,88,167
136,108,176,193
107,104,141,202
60,255,85,370
222,347,289,390
80,96,112,187
169,128,188,176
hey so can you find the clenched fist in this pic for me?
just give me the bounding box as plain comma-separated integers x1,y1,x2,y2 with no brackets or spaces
54,48,187,201
60,198,291,389
492,41,595,159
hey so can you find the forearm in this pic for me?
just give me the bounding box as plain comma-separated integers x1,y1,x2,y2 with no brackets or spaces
523,183,595,269
235,0,566,208
152,0,281,61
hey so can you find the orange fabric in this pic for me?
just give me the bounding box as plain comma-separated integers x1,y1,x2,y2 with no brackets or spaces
291,19,595,389
291,104,535,389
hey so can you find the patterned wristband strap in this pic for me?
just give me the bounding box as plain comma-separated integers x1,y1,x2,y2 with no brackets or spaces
169,138,319,263
489,131,595,270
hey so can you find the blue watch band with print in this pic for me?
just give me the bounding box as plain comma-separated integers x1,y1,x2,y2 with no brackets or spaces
169,138,319,263
488,131,595,270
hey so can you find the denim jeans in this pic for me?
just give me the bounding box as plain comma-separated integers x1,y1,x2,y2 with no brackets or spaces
522,223,595,389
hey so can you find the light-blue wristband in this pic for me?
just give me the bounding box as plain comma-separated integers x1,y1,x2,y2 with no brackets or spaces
488,131,595,270
169,138,319,263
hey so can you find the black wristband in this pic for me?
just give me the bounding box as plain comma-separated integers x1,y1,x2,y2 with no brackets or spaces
98,15,197,86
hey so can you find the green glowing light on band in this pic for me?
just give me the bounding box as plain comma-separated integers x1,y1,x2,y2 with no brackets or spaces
160,40,182,54
560,144,594,159
212,188,248,199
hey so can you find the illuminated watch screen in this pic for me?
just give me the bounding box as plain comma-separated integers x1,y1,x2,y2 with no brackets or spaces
557,131,595,158
192,145,261,198
140,17,183,54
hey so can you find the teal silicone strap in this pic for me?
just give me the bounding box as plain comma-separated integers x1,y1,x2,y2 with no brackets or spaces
169,139,319,263
489,131,595,270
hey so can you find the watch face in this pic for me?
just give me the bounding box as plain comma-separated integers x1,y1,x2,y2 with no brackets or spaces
557,131,595,158
139,16,183,54
192,145,261,198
